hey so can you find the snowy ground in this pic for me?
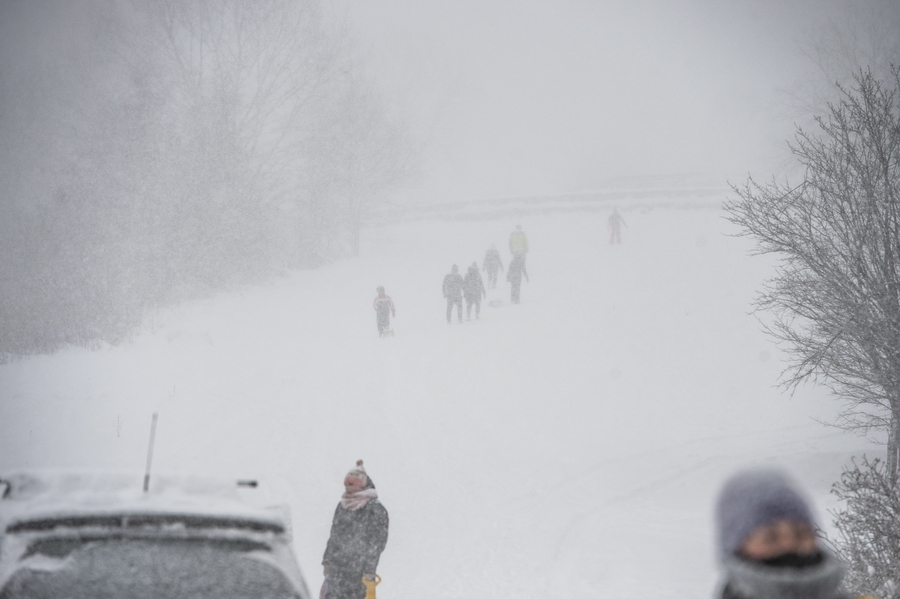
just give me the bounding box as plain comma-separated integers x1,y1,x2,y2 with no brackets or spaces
0,201,884,598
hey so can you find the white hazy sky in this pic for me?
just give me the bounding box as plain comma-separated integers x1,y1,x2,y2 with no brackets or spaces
335,0,841,201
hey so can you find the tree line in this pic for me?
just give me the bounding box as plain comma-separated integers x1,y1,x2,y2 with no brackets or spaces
0,0,414,358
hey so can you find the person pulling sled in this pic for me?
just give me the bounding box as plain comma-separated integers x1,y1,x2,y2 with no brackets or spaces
507,253,529,304
373,287,395,337
482,244,504,289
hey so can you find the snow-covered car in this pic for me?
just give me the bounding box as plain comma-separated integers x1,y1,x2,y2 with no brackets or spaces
0,470,311,599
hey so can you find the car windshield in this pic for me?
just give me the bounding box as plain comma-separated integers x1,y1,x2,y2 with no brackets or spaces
0,536,301,599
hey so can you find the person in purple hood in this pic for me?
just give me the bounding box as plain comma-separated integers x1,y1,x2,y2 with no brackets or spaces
714,467,862,599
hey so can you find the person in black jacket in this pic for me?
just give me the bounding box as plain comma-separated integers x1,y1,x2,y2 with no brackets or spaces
506,253,529,304
322,461,389,599
464,262,486,320
442,265,464,324
482,244,504,289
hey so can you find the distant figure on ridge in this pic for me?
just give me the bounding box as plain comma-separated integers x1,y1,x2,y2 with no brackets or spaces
507,253,529,304
464,262,486,320
373,286,395,337
482,244,504,289
607,207,627,244
508,224,529,262
442,264,465,324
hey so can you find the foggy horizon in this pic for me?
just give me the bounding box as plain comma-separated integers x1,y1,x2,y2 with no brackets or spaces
1,0,881,203
332,0,847,203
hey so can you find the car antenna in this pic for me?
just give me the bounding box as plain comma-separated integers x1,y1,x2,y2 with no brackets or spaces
143,412,159,493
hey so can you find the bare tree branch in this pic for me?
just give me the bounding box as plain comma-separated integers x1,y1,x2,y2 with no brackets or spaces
726,68,900,474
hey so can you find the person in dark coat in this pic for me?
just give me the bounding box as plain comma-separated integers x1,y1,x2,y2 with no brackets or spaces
373,286,395,337
506,253,529,304
442,264,464,323
482,244,504,289
463,262,486,320
714,467,853,599
322,461,389,599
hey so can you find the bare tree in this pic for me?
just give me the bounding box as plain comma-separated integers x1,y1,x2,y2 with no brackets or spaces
303,76,416,258
0,0,416,358
811,1,900,91
131,0,413,263
726,69,900,474
785,0,900,128
825,456,900,598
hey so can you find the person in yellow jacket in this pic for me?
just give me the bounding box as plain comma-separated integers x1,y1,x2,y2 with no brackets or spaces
508,224,529,261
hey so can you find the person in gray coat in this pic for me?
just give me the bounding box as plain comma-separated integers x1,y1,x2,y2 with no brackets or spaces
463,262,486,320
482,244,504,289
322,461,389,599
506,254,529,304
442,264,464,323
714,467,854,599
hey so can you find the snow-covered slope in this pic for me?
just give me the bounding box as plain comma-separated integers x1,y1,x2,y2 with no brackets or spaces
0,200,883,598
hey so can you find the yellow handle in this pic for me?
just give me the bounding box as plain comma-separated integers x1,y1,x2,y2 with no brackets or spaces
363,574,381,599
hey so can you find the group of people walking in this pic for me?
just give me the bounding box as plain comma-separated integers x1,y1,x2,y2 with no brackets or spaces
442,225,530,324
441,263,485,323
320,459,868,599
373,211,627,334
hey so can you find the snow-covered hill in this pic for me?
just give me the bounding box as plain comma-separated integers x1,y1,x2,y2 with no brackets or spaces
0,200,883,598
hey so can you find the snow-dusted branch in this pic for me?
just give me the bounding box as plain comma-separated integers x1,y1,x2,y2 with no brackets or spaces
726,68,900,474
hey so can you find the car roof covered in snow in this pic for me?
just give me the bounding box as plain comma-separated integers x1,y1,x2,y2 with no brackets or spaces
0,470,289,535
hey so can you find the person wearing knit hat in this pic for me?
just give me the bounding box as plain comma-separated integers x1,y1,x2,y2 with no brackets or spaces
322,460,389,599
713,467,850,599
